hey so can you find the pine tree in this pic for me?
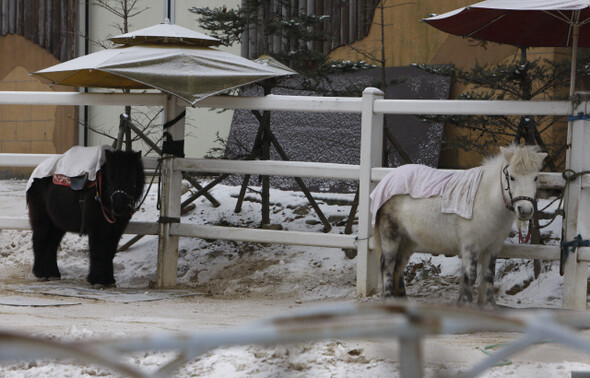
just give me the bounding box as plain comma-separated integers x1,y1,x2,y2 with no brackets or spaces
414,48,581,171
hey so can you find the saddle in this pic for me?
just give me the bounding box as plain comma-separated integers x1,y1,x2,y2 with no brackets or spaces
52,173,96,191
53,173,97,235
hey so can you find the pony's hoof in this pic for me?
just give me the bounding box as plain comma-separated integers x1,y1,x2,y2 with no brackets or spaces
88,279,116,288
35,274,61,282
87,272,116,288
91,283,116,289
477,301,497,311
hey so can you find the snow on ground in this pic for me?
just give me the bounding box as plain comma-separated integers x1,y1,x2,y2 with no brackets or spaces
0,178,588,377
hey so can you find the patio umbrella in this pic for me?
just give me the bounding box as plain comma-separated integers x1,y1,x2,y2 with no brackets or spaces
423,0,590,96
33,22,297,105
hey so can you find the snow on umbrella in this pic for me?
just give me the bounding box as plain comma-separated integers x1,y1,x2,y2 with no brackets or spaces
108,22,222,47
423,0,590,95
33,22,297,105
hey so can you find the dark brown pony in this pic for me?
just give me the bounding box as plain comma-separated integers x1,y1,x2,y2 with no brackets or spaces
27,150,145,287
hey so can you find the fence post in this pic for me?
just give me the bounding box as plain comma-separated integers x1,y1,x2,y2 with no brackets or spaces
157,96,185,288
356,87,384,297
562,96,590,310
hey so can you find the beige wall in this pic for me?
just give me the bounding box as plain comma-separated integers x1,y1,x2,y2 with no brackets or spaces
330,1,482,67
330,1,567,169
0,34,77,176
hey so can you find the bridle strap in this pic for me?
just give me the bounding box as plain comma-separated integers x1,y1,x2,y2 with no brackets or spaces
501,164,535,244
501,165,516,211
110,190,136,214
501,164,536,212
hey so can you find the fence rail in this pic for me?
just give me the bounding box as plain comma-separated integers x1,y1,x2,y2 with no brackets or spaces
0,156,566,255
2,89,589,376
0,89,585,308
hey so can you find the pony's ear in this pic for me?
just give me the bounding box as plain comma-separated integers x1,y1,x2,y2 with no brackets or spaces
134,151,142,160
105,149,114,160
500,146,514,162
538,152,548,162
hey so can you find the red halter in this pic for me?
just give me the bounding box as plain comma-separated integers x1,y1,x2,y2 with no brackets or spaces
96,171,116,224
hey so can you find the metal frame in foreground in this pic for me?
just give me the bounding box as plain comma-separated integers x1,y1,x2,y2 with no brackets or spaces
1,301,590,377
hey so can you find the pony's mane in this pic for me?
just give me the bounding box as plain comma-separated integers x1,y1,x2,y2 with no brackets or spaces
483,144,544,174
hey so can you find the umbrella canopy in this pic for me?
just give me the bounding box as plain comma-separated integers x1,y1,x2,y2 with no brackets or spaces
109,22,222,47
33,23,297,105
423,0,590,47
423,0,590,95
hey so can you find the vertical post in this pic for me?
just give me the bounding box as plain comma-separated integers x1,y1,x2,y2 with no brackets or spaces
399,336,423,378
562,96,590,310
356,87,384,297
157,96,185,288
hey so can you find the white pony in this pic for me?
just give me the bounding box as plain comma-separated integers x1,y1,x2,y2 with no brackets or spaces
372,144,547,306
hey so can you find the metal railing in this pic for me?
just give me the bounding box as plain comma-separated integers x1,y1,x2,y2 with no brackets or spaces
1,301,590,377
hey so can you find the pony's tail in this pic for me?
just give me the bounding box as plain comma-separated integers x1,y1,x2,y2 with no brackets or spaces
373,211,384,297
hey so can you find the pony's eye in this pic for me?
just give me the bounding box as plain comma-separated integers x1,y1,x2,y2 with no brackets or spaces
510,175,515,181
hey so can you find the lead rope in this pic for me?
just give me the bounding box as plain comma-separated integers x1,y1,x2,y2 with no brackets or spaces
500,166,532,243
518,222,532,243
133,159,162,213
535,169,590,230
95,171,117,224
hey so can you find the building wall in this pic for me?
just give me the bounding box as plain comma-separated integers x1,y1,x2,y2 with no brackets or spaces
0,34,77,177
329,0,566,169
0,1,78,176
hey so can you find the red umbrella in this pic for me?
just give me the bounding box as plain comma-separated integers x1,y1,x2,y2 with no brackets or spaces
423,0,590,95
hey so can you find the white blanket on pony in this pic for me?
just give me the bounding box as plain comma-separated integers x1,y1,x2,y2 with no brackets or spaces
370,164,483,226
26,145,112,192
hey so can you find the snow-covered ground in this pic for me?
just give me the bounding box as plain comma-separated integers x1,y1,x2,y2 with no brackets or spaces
0,178,588,377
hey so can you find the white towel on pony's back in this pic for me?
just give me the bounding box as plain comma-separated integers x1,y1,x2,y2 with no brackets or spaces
441,166,484,219
26,145,113,192
370,164,483,226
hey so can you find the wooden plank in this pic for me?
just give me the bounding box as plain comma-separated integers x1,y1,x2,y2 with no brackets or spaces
0,92,168,107
171,223,356,249
562,104,589,310
348,0,357,44
1,0,8,35
15,0,22,35
576,247,590,263
45,0,52,52
373,168,565,191
124,221,158,236
156,97,185,288
197,94,363,113
399,337,423,378
8,0,15,34
0,153,55,167
356,88,383,297
174,158,361,180
373,99,571,116
340,0,349,45
367,239,561,261
38,0,45,48
0,153,159,171
0,217,29,230
0,217,156,236
0,216,565,262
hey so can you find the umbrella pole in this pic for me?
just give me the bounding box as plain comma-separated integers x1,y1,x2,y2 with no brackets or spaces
569,23,579,97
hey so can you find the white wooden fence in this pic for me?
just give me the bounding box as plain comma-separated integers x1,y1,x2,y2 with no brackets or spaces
0,89,587,309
